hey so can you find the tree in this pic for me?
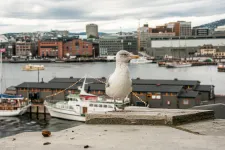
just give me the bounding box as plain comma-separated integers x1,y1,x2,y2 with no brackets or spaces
88,35,96,39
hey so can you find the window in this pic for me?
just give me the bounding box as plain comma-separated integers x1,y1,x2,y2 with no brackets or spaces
108,105,113,108
89,104,93,107
94,104,98,107
99,104,102,107
103,105,107,108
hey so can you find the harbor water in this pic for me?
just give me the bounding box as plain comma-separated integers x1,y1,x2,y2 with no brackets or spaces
1,62,224,94
0,114,83,138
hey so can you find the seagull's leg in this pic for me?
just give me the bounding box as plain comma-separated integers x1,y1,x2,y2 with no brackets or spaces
114,98,116,111
122,99,125,111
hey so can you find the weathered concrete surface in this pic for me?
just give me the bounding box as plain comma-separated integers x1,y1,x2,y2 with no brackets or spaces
1,124,225,150
192,103,225,119
86,107,214,125
178,119,225,136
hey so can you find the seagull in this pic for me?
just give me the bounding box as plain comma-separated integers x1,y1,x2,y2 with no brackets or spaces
105,50,139,111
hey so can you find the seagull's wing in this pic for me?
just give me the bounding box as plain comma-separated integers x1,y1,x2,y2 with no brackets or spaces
105,74,112,88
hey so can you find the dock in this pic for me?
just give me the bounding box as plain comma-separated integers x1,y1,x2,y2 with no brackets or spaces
86,107,214,125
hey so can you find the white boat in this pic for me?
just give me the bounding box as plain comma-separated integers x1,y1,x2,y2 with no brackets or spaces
166,62,192,68
130,57,152,64
22,64,45,71
0,94,31,117
44,77,129,121
0,50,31,116
106,56,116,62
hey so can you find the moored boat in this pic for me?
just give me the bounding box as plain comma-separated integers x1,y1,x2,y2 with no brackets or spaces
0,94,31,117
22,64,45,71
44,77,129,121
130,57,152,64
166,62,192,68
218,63,225,72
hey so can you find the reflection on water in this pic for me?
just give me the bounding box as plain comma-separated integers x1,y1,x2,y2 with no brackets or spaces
0,113,83,138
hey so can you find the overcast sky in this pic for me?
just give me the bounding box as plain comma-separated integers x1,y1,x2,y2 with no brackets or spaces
0,0,224,33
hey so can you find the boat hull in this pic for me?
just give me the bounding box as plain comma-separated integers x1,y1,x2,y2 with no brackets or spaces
167,64,192,68
0,105,31,117
45,105,85,122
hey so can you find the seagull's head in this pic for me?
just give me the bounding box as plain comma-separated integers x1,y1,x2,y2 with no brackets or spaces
116,50,139,63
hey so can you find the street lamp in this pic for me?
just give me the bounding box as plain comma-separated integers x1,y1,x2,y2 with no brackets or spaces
92,47,95,58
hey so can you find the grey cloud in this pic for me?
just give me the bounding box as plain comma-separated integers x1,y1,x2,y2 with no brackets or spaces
1,0,225,21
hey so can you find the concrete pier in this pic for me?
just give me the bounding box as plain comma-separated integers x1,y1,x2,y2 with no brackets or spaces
1,121,225,150
86,107,214,125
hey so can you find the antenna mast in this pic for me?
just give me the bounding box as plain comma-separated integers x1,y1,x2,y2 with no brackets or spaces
138,19,140,51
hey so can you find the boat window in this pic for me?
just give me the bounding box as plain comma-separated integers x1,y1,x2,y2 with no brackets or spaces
99,104,102,107
89,104,93,107
69,106,73,109
108,105,113,108
103,105,107,108
94,104,98,107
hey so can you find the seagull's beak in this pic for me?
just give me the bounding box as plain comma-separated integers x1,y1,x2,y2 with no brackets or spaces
130,54,139,59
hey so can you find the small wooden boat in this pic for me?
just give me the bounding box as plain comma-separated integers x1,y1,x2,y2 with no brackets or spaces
22,64,45,71
0,94,31,117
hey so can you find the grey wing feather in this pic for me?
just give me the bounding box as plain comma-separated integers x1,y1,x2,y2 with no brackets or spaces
105,74,112,88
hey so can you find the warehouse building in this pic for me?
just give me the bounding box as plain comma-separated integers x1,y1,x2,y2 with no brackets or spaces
15,77,215,109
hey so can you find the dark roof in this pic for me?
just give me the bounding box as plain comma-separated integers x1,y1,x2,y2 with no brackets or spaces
132,79,200,86
49,78,106,84
132,85,183,93
16,82,82,90
6,86,16,90
16,82,182,93
49,77,200,87
16,82,105,91
195,85,214,92
178,91,199,98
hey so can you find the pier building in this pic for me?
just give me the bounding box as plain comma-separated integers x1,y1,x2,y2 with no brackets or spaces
15,77,214,109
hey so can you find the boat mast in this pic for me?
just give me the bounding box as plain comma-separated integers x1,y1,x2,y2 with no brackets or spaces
0,50,2,98
81,74,87,92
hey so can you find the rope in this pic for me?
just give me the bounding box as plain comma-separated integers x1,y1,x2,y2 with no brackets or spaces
45,77,84,98
87,75,106,84
87,75,147,106
132,92,147,106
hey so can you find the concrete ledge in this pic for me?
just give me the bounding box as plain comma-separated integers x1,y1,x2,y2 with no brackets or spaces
86,107,214,125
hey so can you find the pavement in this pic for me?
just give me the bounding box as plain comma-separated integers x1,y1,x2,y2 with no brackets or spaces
1,120,225,150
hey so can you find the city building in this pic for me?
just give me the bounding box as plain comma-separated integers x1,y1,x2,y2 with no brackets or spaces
192,28,210,36
199,44,216,56
213,25,225,35
63,39,93,57
51,30,69,37
179,21,192,36
99,35,137,57
38,39,63,58
0,35,11,57
139,26,150,51
86,24,98,38
15,41,32,56
146,36,225,58
165,21,191,36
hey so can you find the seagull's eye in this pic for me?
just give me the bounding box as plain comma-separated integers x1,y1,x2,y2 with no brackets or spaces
121,53,128,56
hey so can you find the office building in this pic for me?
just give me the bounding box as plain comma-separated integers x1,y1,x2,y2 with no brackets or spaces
86,24,98,38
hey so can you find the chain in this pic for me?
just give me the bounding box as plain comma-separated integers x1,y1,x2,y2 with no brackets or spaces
45,77,84,98
87,75,106,84
132,92,147,106
88,75,147,105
